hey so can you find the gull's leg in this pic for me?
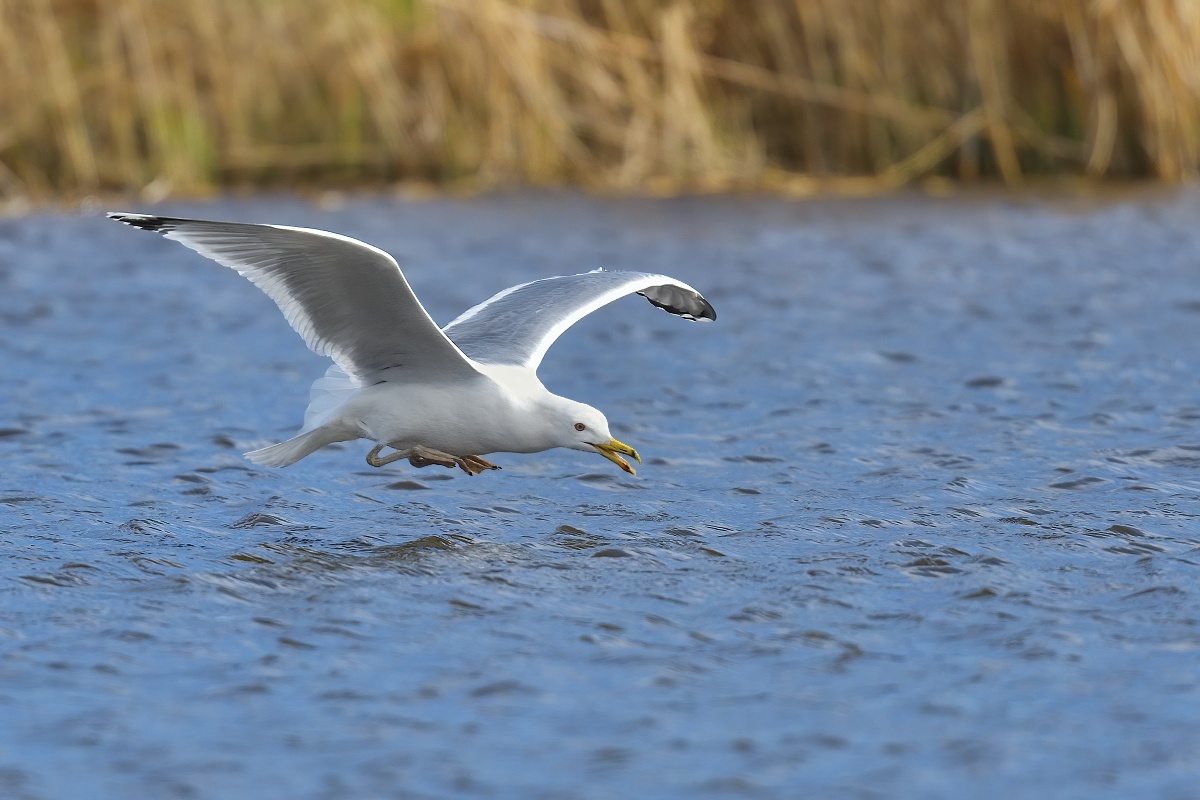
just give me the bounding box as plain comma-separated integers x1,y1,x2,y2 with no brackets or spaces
367,444,498,476
366,444,457,469
408,448,499,476
403,445,460,470
365,443,393,467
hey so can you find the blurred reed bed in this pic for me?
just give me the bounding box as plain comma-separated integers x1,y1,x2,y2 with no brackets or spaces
2,0,1200,199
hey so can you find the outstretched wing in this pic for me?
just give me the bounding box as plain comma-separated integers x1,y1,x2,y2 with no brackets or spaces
442,269,715,370
108,213,478,384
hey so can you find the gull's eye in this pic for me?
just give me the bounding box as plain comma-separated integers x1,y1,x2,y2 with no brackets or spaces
574,422,586,432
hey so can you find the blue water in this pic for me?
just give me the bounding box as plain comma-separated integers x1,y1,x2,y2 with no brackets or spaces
3,190,1200,799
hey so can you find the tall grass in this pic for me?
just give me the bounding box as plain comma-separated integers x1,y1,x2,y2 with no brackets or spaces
2,0,1199,198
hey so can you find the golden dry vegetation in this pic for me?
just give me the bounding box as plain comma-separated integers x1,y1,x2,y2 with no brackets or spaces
2,0,1199,198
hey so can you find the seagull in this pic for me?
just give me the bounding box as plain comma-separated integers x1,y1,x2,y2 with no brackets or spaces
108,213,715,476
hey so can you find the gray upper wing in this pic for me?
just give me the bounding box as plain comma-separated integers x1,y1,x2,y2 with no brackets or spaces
109,214,478,384
442,269,715,370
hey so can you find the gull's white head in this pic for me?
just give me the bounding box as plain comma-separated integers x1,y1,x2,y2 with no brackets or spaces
548,398,642,474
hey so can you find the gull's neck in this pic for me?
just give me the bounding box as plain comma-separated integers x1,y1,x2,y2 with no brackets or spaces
473,362,574,453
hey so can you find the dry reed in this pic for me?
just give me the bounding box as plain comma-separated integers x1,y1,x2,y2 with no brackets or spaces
2,0,1200,199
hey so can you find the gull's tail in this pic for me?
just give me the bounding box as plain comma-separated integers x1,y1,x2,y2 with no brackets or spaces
247,364,362,467
245,427,344,468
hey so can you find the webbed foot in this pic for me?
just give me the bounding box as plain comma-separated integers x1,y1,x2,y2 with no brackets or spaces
455,455,501,476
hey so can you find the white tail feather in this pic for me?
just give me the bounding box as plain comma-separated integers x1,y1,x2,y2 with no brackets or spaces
245,428,339,467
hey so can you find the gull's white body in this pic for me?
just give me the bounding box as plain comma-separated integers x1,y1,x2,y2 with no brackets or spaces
107,212,716,474
291,367,568,465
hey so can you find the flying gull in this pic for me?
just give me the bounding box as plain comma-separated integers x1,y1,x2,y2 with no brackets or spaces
108,213,715,476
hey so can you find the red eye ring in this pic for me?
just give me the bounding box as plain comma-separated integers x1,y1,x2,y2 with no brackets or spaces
574,422,586,431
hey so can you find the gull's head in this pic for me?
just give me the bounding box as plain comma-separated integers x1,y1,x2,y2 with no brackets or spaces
550,398,641,475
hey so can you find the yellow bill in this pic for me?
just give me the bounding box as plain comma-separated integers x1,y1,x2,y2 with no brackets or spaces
592,437,642,475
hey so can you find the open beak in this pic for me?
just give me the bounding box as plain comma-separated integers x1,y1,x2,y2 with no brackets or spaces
592,437,642,475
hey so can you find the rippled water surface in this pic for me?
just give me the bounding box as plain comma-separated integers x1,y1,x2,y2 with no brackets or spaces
3,191,1200,798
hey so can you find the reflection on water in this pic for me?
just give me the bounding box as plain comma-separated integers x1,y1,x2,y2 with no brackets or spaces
3,191,1200,798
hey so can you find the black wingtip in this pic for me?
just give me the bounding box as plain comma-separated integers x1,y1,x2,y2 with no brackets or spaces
107,212,172,232
680,301,717,322
639,287,717,322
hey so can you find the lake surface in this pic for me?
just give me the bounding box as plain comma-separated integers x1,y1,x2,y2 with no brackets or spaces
2,190,1200,799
